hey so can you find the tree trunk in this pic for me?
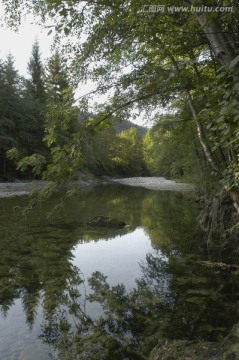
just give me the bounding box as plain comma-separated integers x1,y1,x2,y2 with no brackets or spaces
194,12,239,216
185,91,219,173
227,188,239,215
196,14,236,66
167,51,220,173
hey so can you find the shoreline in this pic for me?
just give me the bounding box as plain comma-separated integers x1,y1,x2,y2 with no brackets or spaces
0,177,194,198
111,177,194,191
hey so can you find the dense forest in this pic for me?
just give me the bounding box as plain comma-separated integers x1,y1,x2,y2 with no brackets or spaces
0,1,238,228
0,44,146,180
1,1,239,359
0,43,203,183
0,0,238,237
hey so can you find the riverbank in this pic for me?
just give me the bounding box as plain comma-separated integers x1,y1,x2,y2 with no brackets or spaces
0,177,194,198
0,178,103,198
0,181,48,198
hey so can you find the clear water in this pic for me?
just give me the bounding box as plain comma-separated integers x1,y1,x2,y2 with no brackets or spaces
0,184,238,359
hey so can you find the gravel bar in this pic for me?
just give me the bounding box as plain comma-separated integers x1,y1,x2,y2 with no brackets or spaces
112,177,195,191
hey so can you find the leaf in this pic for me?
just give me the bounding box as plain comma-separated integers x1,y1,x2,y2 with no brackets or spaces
64,27,70,35
185,289,212,296
185,297,206,305
220,106,229,115
216,116,225,123
228,55,239,69
223,127,230,136
234,83,239,92
59,8,67,17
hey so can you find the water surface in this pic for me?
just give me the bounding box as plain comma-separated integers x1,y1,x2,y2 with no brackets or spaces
0,184,238,359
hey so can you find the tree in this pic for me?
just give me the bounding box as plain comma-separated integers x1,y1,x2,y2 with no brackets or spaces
42,50,83,183
39,0,238,214
2,1,239,214
26,39,46,103
23,40,47,155
82,123,146,177
0,54,25,179
4,49,48,179
143,112,205,182
118,127,145,176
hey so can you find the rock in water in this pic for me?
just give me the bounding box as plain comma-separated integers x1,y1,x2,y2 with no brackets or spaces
88,216,126,228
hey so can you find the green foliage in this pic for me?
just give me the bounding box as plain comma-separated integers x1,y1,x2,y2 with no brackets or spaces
26,39,46,103
199,63,239,190
1,183,238,358
39,253,239,359
118,127,146,176
16,154,47,176
0,44,48,180
1,0,239,214
41,50,84,184
0,55,28,179
143,114,201,182
6,48,84,185
35,0,238,207
83,125,146,177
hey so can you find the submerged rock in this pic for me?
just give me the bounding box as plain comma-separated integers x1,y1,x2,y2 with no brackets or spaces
88,216,126,228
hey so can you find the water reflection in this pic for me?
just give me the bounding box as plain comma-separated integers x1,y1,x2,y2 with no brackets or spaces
0,184,238,359
39,254,239,360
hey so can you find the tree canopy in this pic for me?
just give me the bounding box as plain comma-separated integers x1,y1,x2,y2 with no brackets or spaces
1,0,239,215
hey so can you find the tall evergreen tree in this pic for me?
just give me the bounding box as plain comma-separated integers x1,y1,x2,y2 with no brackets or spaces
26,40,46,103
23,40,47,155
3,50,47,180
46,50,73,106
42,50,82,183
0,55,23,179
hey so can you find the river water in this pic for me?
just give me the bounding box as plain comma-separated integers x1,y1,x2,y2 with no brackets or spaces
0,183,238,359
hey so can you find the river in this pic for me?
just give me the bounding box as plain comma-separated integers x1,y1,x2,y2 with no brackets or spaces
0,181,238,359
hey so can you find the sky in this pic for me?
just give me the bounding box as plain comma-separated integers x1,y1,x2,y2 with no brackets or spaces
0,15,105,106
0,7,149,127
0,15,52,77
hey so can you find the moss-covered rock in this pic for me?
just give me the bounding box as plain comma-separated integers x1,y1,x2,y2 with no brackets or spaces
149,323,239,360
221,323,239,360
149,339,220,360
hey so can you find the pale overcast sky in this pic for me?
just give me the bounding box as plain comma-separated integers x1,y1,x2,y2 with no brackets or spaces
0,14,52,77
0,12,98,104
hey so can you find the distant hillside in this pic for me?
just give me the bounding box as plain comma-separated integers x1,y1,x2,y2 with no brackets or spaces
78,111,147,135
110,119,147,135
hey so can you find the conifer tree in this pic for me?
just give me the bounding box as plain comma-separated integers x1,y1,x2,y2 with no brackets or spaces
23,40,47,155
43,50,82,183
0,55,23,179
26,40,46,103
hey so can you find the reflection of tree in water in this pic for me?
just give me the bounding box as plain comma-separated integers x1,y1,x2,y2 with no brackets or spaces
1,185,238,359
0,222,128,330
0,184,146,327
141,191,200,256
0,227,83,328
40,254,239,360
